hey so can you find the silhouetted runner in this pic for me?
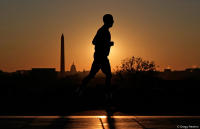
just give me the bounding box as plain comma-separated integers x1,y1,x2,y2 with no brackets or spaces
77,14,114,99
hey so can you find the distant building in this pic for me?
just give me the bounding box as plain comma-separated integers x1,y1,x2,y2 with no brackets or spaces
70,62,77,74
185,68,200,72
193,68,200,72
32,68,55,72
16,70,30,75
31,68,57,80
164,68,171,72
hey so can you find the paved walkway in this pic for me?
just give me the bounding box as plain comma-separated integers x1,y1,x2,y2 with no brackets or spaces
0,115,200,129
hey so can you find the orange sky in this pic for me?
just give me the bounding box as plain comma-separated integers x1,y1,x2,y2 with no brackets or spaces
0,0,200,72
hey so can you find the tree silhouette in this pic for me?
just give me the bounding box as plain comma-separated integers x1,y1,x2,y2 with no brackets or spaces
116,56,156,73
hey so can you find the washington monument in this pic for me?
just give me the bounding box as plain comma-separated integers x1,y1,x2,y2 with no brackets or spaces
60,34,65,73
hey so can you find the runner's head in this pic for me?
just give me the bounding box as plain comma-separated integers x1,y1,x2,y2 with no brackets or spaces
103,14,114,28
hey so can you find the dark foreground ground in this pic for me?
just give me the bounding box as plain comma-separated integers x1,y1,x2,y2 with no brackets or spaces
0,72,200,116
0,79,200,116
0,112,200,129
1,73,200,128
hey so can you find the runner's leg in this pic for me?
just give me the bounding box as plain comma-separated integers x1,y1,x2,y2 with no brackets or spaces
82,60,101,85
76,60,100,96
101,58,112,100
